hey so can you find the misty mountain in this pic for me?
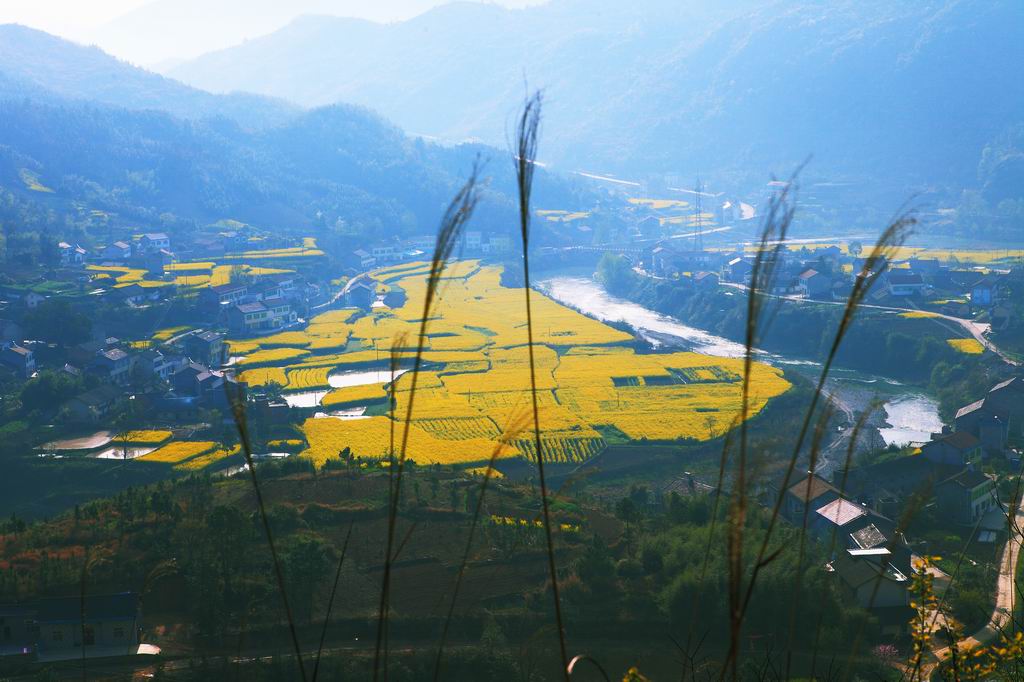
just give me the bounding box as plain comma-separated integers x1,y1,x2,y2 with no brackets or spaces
0,24,299,130
0,29,586,244
169,0,1024,198
89,0,447,66
0,92,580,243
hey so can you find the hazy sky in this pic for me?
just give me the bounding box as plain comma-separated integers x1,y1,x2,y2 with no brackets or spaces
0,0,148,37
0,0,546,66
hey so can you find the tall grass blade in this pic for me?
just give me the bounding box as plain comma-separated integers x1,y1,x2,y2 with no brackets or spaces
513,90,571,679
312,523,353,682
372,163,481,682
225,380,307,682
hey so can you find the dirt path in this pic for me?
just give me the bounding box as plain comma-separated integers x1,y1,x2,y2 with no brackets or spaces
920,495,1024,679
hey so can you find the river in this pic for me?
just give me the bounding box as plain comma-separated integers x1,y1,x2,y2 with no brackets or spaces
538,275,942,449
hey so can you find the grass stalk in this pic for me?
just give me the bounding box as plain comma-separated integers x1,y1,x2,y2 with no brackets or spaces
372,164,481,682
513,90,571,679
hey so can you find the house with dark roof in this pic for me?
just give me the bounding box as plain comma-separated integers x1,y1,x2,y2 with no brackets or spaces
886,271,925,297
90,347,132,384
985,377,1024,440
935,468,998,525
63,385,123,423
970,274,1001,307
954,398,1008,454
724,256,754,283
693,271,720,290
775,473,841,524
920,431,980,467
183,330,225,366
345,277,377,309
202,282,249,310
832,547,911,610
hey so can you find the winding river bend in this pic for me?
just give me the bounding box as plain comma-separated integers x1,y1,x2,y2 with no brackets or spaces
538,275,942,450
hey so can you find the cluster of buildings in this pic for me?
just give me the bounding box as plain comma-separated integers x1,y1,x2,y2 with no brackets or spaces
200,274,310,335
772,375,1024,627
3,327,238,424
644,240,1019,310
351,231,513,270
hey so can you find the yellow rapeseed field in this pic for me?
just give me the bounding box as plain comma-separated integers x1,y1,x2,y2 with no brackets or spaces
947,338,984,354
301,416,521,466
121,430,173,445
217,261,791,467
139,441,217,464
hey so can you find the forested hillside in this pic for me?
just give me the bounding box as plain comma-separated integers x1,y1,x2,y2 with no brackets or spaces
0,46,587,264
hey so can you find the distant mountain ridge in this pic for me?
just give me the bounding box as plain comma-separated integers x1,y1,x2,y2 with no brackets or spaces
168,0,1024,199
0,24,299,130
0,26,586,245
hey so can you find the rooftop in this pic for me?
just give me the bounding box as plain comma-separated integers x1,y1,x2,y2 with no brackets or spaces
787,474,839,504
815,498,867,527
955,398,986,419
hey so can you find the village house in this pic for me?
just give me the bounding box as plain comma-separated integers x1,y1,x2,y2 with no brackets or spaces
935,467,998,525
0,604,34,657
693,271,720,291
970,274,1001,308
797,268,831,298
724,256,754,283
0,342,36,378
648,242,722,277
58,242,87,267
201,282,248,311
62,385,123,423
353,249,376,268
32,592,145,660
832,548,911,610
370,242,399,263
22,291,45,309
885,271,926,297
985,377,1024,440
111,283,168,306
90,347,132,384
182,330,225,366
954,399,1008,454
920,430,981,466
227,298,296,334
143,249,174,274
138,233,170,254
345,277,377,309
101,241,131,262
172,363,244,405
135,349,179,382
776,473,841,524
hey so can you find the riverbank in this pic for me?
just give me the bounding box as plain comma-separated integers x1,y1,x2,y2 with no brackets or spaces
537,274,951,475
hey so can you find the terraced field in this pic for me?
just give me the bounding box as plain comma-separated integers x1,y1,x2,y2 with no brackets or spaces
230,261,790,467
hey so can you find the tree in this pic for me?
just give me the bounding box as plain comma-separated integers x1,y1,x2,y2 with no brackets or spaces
22,300,91,346
20,370,83,414
282,535,332,624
